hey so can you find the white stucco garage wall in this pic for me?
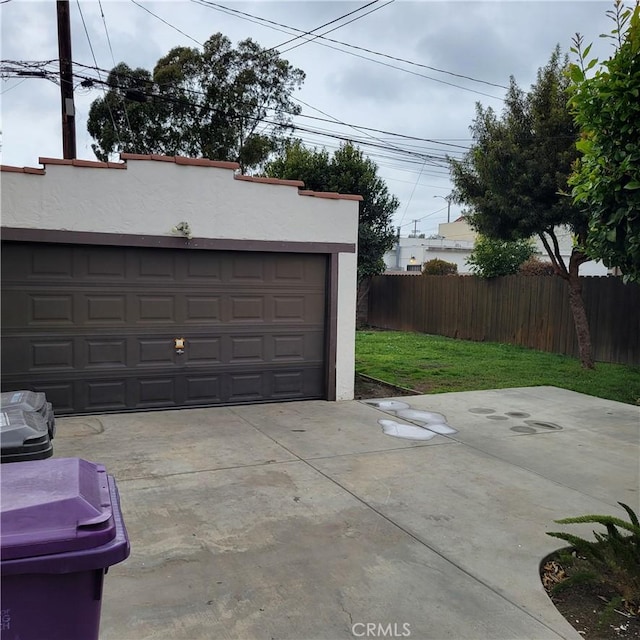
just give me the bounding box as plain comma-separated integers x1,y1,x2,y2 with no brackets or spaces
1,156,358,245
1,154,359,401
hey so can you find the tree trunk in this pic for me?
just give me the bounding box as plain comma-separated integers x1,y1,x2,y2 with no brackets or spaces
538,232,594,369
356,277,371,328
566,272,594,369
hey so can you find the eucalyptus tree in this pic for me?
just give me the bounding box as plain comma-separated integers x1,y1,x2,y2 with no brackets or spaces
88,33,305,172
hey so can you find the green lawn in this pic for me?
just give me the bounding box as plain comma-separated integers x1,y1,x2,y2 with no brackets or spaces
356,330,640,406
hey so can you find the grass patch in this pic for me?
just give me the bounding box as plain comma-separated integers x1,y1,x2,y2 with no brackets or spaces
355,330,640,405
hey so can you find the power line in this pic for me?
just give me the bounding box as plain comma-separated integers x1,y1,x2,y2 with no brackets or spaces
0,77,28,95
190,0,507,94
398,205,448,229
98,0,134,139
26,59,469,157
267,0,383,52
129,0,204,47
1,58,463,172
279,1,395,56
75,0,122,147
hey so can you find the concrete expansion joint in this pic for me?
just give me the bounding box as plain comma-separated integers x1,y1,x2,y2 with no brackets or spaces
115,457,298,483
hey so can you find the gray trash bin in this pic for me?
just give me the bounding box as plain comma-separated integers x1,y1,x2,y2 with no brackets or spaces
0,408,53,463
1,390,56,439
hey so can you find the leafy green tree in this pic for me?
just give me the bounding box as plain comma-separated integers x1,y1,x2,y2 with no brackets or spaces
450,48,596,368
266,140,398,326
421,258,458,275
466,236,536,278
87,33,305,172
265,140,398,282
568,2,640,282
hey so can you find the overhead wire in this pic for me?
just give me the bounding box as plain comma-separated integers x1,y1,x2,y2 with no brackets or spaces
266,0,383,52
45,59,465,164
75,0,123,147
0,77,28,95
398,158,429,228
278,1,395,56
190,0,506,96
98,0,134,140
129,0,204,46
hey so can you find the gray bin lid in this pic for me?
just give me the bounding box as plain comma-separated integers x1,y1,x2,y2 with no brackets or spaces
1,409,48,449
1,391,46,413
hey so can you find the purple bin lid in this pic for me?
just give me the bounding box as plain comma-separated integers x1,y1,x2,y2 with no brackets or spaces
0,458,116,561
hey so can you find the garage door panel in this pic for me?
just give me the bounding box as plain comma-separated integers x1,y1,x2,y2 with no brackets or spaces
229,296,264,322
185,296,221,322
273,295,306,321
229,254,266,282
137,296,176,323
185,375,222,404
229,373,264,401
138,339,176,366
185,252,222,280
86,380,128,411
31,382,75,414
82,246,127,280
137,377,176,406
31,245,75,279
85,295,128,324
274,255,306,281
136,251,176,280
86,339,127,368
32,339,75,369
31,294,74,325
187,337,221,363
273,335,305,361
229,336,264,363
2,243,327,414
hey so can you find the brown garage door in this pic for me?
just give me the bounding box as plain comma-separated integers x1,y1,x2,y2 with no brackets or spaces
1,242,327,414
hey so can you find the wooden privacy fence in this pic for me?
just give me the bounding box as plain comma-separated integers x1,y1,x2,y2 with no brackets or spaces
367,275,640,365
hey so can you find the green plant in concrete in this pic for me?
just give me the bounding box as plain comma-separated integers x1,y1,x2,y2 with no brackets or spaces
547,502,640,608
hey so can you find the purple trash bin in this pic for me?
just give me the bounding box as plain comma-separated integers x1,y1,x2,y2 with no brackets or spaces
0,458,130,640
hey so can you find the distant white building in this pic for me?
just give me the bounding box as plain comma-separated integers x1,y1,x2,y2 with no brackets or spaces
384,218,609,276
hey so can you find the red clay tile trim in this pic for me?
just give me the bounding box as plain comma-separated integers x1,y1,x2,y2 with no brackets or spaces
234,175,305,187
119,153,174,163
23,167,46,175
38,157,73,166
298,190,363,202
119,153,151,161
120,153,240,170
1,165,44,174
174,156,240,170
38,157,125,170
71,159,110,168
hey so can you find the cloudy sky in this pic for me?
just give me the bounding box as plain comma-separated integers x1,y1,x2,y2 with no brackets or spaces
1,0,617,235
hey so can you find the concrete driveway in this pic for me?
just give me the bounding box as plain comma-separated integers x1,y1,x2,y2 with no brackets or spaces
54,386,639,640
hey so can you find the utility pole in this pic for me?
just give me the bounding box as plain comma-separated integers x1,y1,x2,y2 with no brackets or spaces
57,0,76,159
433,194,452,223
411,219,419,237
